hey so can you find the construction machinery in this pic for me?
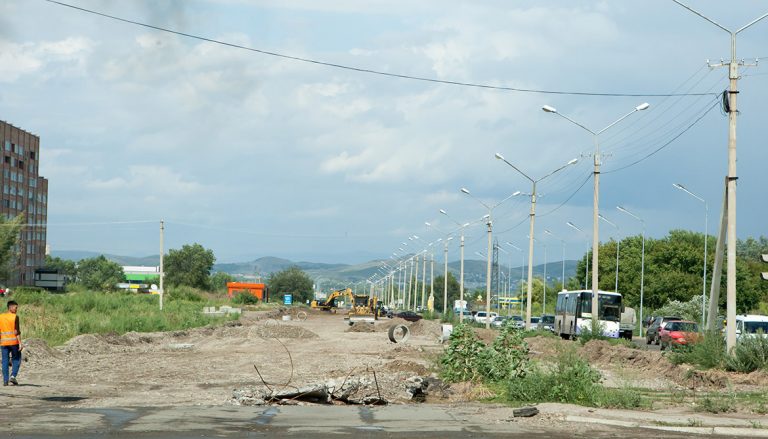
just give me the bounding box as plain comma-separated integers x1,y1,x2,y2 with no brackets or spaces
348,294,379,324
311,288,354,313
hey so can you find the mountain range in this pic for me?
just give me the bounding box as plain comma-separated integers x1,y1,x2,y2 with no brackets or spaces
51,250,578,290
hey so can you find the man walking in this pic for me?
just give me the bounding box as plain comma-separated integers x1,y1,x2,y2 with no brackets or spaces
1,300,22,386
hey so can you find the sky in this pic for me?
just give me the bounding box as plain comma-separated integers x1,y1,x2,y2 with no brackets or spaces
1,0,767,266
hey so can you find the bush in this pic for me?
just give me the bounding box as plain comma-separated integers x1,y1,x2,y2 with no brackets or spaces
439,324,487,382
667,331,726,370
576,321,610,345
165,285,204,302
725,334,768,373
231,291,260,305
506,345,644,409
480,323,530,381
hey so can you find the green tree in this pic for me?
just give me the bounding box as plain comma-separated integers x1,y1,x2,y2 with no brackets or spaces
44,255,78,277
164,243,216,289
77,255,125,291
432,272,461,312
210,271,234,292
268,266,313,303
0,215,23,282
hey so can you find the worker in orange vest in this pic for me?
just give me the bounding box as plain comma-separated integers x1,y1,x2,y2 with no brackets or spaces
1,300,22,386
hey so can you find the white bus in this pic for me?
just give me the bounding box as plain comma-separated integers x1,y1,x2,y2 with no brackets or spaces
554,290,622,339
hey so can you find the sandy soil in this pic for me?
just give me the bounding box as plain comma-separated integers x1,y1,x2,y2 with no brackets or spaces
13,310,443,408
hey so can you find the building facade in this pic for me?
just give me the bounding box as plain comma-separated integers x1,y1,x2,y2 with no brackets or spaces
0,120,48,286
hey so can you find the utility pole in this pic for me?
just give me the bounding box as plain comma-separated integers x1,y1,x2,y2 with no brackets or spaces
672,0,768,352
159,219,164,311
421,251,427,310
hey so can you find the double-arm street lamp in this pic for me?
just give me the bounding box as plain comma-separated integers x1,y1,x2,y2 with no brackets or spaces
439,209,471,323
598,213,621,294
494,153,578,329
425,222,453,315
617,205,646,336
543,103,649,330
461,189,520,328
673,183,709,328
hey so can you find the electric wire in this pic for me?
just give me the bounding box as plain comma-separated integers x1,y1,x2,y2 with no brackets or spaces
44,0,718,98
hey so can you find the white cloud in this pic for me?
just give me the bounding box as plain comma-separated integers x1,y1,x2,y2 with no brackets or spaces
0,37,93,83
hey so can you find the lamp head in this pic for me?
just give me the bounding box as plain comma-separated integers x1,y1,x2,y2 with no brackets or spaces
673,183,685,190
636,103,650,111
542,105,557,113
494,152,505,160
439,209,447,215
425,222,431,227
512,190,521,196
460,187,470,195
567,158,579,165
463,222,470,227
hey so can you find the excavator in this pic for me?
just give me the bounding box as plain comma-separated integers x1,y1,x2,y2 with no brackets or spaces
310,288,354,313
348,294,379,324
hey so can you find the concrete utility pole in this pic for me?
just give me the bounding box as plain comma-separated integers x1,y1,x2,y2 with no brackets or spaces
495,153,578,329
672,0,768,352
673,183,709,328
421,251,427,310
598,214,620,294
443,238,451,315
440,209,470,323
543,104,648,333
159,220,164,311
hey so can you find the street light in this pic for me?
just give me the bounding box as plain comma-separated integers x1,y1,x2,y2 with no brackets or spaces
544,230,566,292
425,222,453,315
566,221,590,289
461,188,521,329
617,205,646,337
598,213,621,294
544,102,649,330
495,153,578,329
506,242,525,316
440,209,471,322
673,183,709,328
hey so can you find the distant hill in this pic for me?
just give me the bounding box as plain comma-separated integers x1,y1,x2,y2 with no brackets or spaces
52,250,577,288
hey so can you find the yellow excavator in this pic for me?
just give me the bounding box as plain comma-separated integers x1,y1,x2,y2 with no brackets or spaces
348,294,379,324
310,288,354,313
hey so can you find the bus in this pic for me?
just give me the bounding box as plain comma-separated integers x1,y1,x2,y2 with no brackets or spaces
555,290,622,339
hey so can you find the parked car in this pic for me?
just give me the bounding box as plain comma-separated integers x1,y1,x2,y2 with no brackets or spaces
473,311,499,325
490,315,506,328
646,316,683,345
660,320,700,350
540,315,555,332
734,315,768,339
391,311,423,322
456,310,473,322
510,315,524,329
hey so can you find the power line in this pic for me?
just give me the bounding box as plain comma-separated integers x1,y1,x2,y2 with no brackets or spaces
44,0,718,98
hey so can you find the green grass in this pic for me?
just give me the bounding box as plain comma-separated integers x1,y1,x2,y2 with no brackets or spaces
10,288,239,346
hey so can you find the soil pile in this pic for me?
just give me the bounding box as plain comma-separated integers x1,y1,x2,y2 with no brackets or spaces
346,322,376,333
409,320,442,338
377,318,409,332
249,324,319,339
383,360,429,375
21,338,64,366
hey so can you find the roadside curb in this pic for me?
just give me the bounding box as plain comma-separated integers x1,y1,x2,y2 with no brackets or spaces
565,416,768,437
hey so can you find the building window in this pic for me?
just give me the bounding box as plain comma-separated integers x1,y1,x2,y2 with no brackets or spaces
18,188,23,197
18,174,23,184
10,172,16,182
18,145,24,155
18,160,23,170
3,156,9,165
30,151,35,160
2,169,8,179
9,186,15,196
30,178,36,188
2,185,6,195
3,141,9,152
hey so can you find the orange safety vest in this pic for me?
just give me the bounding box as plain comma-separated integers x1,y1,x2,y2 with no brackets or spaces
0,312,19,346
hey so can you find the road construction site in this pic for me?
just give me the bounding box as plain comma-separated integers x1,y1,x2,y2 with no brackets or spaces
4,308,768,437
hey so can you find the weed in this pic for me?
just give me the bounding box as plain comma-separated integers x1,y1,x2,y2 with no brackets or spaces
440,323,529,383
687,418,703,427
231,291,260,305
165,285,204,302
754,400,768,415
750,420,764,429
695,395,736,414
667,331,725,370
439,324,487,382
725,334,768,373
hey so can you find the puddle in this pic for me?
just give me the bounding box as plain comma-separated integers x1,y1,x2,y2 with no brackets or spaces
78,408,141,429
254,406,279,425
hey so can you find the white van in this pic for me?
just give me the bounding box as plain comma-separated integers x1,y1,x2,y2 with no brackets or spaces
735,315,768,339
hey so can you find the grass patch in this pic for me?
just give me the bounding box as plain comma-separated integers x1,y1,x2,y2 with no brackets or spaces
11,289,238,346
667,331,726,370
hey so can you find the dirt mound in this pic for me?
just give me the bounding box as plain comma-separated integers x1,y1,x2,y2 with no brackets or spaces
60,334,123,355
249,323,319,339
21,338,64,365
383,360,430,375
377,318,409,332
409,320,442,338
525,336,561,357
472,327,497,344
346,322,376,333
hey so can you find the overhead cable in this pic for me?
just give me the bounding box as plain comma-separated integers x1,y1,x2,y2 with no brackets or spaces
44,0,718,98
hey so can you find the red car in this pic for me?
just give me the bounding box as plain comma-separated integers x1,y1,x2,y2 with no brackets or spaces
660,320,700,350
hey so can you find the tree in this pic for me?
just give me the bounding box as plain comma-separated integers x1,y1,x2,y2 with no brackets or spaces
210,271,234,292
44,255,77,277
164,243,216,289
268,266,313,303
0,215,23,282
432,272,461,312
77,255,124,291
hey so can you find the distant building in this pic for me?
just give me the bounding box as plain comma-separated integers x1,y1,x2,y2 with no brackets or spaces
0,120,48,286
120,266,160,292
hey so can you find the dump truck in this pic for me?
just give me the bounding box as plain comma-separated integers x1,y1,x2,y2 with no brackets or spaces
620,306,637,340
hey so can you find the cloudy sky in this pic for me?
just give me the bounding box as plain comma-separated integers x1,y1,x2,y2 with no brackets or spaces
1,0,767,265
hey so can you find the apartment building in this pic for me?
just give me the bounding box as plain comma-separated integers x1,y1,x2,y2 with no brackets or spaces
0,120,49,286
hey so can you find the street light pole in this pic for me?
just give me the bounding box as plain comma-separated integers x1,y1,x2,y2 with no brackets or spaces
440,209,470,323
673,183,709,328
671,0,768,355
544,103,649,331
506,242,524,316
567,221,590,289
461,188,520,329
544,230,566,291
617,206,646,337
495,153,578,329
598,213,620,293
